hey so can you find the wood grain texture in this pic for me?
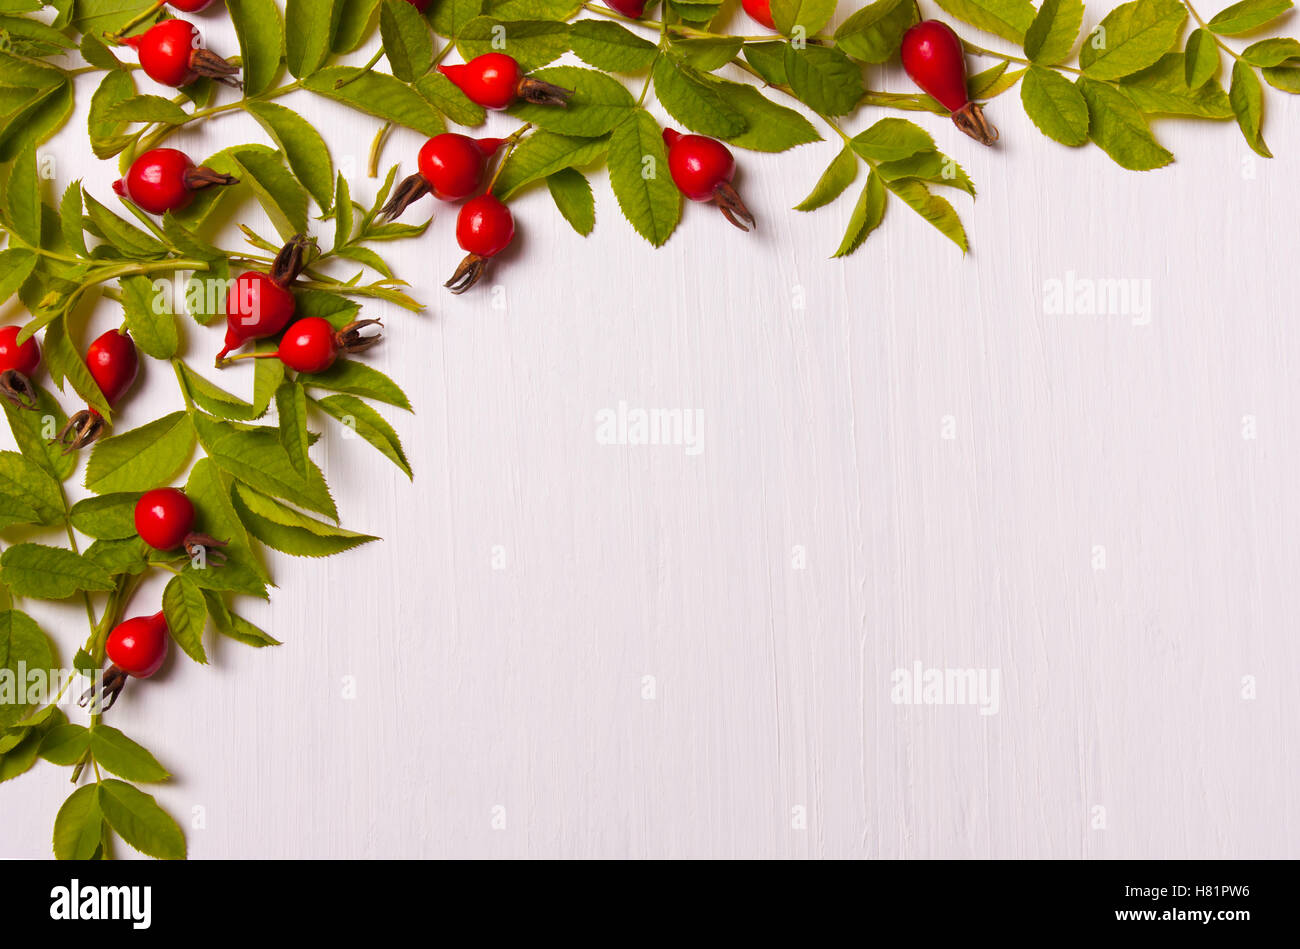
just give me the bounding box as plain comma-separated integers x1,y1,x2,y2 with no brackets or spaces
2,6,1297,859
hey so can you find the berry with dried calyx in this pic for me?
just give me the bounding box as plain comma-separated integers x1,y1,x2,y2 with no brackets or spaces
438,53,572,110
55,329,139,452
900,20,998,146
662,128,755,231
381,134,505,221
123,19,241,88
0,325,41,410
444,194,515,294
217,234,313,364
113,147,238,215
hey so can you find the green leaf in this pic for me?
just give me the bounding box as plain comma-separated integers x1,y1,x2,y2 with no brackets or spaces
163,573,208,663
204,593,281,647
1241,37,1300,65
743,42,789,85
0,249,37,304
568,20,659,72
105,94,189,125
1079,0,1186,81
275,381,312,478
4,386,76,482
231,147,310,241
1185,28,1220,86
849,117,936,161
41,318,112,420
783,45,865,116
88,70,135,158
547,168,596,235
228,0,285,96
933,0,1035,43
334,0,380,52
84,537,149,576
431,0,484,36
85,412,197,494
97,779,186,859
381,0,435,81
175,362,261,421
1229,60,1271,156
295,358,413,409
54,784,103,861
492,131,609,199
670,37,743,72
184,457,271,593
245,101,335,212
1077,76,1174,170
0,545,115,600
59,182,88,257
652,58,747,138
833,171,887,258
90,724,169,782
4,145,42,246
0,610,55,727
885,177,967,251
119,275,179,360
191,412,337,520
84,191,168,257
286,0,344,77
1120,52,1233,116
795,146,859,212
1207,0,1292,34
1024,0,1084,64
1261,63,1300,91
457,18,571,70
232,483,378,556
40,723,91,765
607,110,682,248
70,493,140,539
414,72,487,126
80,32,123,71
875,150,976,196
0,450,64,523
314,393,412,477
303,67,446,136
508,66,635,136
834,0,918,63
492,0,581,16
668,0,721,22
0,491,40,530
712,79,821,152
1021,65,1090,145
771,0,837,34
253,338,286,415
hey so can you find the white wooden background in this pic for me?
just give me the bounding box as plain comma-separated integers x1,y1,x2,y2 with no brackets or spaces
3,2,1299,859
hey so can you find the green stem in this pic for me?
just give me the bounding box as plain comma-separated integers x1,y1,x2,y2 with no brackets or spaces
105,0,165,41
336,48,384,89
1183,0,1242,61
962,40,1082,74
483,123,533,193
135,80,303,154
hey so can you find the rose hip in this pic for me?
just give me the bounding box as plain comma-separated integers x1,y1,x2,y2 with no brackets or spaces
438,53,572,110
741,0,775,29
381,134,505,221
605,0,649,16
662,128,755,231
123,19,240,88
86,612,170,710
900,20,998,146
217,234,313,364
270,317,383,373
0,324,41,409
113,148,238,215
134,487,227,561
57,330,139,451
444,194,515,294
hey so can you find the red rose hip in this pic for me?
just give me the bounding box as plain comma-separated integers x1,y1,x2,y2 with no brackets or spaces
444,195,515,294
113,147,237,215
123,19,240,88
134,487,228,560
273,317,382,373
662,128,755,231
438,53,572,110
605,0,649,16
741,0,775,29
0,324,41,409
217,234,313,363
900,20,998,146
58,329,140,451
380,134,505,221
85,612,170,710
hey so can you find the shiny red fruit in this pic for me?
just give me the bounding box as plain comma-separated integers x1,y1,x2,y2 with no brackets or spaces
276,318,338,373
220,271,296,360
106,613,169,679
86,330,139,406
663,128,735,202
124,20,202,87
439,53,523,110
456,194,515,258
417,134,504,201
605,0,649,16
134,488,196,551
742,0,775,29
403,0,432,9
168,0,217,10
901,20,971,113
114,148,195,214
0,325,40,377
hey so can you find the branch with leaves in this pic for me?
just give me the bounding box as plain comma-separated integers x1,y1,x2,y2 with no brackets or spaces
0,0,1297,859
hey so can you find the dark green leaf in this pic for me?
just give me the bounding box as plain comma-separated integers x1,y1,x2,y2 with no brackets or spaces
97,779,186,859
547,168,595,236
84,412,197,494
607,110,682,248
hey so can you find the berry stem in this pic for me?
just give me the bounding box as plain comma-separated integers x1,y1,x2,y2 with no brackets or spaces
105,0,165,42
484,123,533,193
